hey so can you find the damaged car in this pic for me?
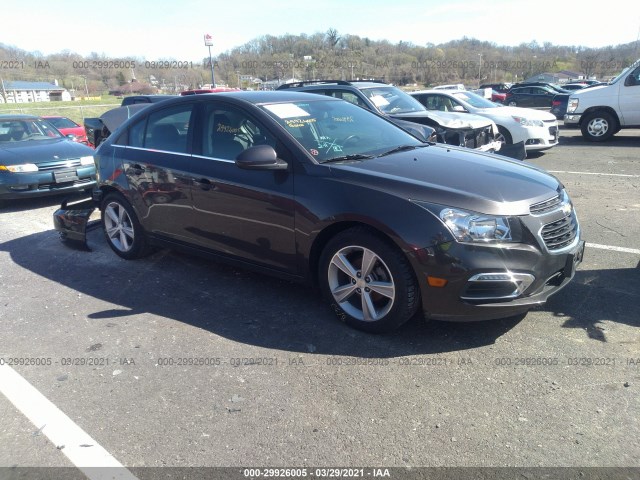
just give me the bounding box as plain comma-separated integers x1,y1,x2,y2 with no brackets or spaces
276,80,524,159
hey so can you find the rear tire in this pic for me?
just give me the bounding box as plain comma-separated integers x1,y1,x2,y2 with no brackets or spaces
101,192,151,259
319,227,420,333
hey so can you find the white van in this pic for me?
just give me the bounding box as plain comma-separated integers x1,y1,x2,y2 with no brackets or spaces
565,59,640,141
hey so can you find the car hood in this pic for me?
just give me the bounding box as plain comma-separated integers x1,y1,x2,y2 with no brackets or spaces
392,111,492,129
473,106,557,121
328,145,561,216
569,83,612,100
0,138,94,165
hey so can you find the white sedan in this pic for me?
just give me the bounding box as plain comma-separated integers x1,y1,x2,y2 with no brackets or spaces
410,90,559,152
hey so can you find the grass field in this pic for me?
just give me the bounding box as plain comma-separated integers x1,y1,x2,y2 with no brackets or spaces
0,97,121,124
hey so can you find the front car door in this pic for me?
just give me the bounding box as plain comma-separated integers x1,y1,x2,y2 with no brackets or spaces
186,101,297,273
620,65,640,124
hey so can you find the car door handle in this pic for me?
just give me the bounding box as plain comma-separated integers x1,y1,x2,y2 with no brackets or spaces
196,178,214,191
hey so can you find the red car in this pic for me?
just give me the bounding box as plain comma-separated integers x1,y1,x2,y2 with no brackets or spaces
42,116,92,147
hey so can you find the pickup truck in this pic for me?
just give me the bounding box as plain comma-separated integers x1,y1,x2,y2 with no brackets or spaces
564,59,640,141
85,95,177,147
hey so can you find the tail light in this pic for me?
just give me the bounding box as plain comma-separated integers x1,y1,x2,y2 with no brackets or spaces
552,100,561,107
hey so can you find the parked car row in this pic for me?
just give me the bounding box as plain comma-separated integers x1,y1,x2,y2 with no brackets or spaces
275,80,519,158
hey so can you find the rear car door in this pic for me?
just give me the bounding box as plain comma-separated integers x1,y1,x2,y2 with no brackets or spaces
117,102,195,242
186,101,297,273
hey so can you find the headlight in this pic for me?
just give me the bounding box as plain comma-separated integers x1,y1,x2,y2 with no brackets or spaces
511,116,544,127
440,207,515,243
80,156,95,166
0,163,38,173
567,98,579,114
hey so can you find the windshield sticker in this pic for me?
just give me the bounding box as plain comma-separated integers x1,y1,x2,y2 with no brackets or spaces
285,117,316,128
310,149,319,156
370,95,390,107
264,104,311,119
332,116,354,123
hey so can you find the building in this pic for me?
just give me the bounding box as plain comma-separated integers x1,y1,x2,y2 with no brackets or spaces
0,81,71,104
524,70,589,84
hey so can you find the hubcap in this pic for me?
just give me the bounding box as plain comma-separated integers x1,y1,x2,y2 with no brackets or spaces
104,202,135,252
327,246,395,322
587,118,609,137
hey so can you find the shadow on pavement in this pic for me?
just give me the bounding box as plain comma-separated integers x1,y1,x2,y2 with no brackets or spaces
3,226,635,357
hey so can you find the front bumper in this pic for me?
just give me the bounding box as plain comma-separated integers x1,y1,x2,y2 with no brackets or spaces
0,168,96,200
53,196,98,245
563,114,581,127
408,238,585,322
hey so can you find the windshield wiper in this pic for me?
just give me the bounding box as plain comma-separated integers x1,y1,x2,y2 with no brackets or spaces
376,144,429,157
321,154,375,164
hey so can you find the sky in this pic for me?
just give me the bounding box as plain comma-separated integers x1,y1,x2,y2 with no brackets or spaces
2,0,639,61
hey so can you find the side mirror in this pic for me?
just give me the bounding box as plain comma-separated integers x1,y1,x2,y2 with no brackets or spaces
235,145,287,170
452,105,465,112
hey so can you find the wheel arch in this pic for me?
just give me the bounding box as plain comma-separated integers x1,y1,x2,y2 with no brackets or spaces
579,106,620,128
308,221,407,288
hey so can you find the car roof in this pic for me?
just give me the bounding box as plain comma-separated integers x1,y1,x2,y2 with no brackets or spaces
277,80,390,90
0,114,40,121
113,91,344,116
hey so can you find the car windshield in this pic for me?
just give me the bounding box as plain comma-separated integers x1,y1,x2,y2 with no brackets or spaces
46,117,79,129
609,62,639,84
360,86,426,114
261,99,422,163
452,91,499,108
0,118,63,143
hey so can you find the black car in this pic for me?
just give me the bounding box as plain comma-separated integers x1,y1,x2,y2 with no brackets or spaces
276,80,505,155
85,96,178,147
0,115,96,204
54,92,584,333
504,86,570,111
510,82,572,94
550,95,569,120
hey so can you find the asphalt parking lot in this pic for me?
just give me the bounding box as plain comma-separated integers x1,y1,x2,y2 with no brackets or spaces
0,127,639,479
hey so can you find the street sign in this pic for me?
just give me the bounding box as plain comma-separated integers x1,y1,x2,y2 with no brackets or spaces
204,34,213,46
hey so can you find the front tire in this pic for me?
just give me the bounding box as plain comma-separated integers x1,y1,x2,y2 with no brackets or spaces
101,192,150,259
581,111,617,142
496,126,513,145
319,227,420,333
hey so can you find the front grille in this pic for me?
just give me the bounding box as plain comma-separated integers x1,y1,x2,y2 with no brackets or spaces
530,194,561,215
541,212,578,251
549,125,558,137
37,159,82,172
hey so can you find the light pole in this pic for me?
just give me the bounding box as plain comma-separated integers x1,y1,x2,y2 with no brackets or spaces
204,34,215,87
478,53,482,87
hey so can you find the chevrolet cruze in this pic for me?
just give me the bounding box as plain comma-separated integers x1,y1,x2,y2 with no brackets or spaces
54,92,584,332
